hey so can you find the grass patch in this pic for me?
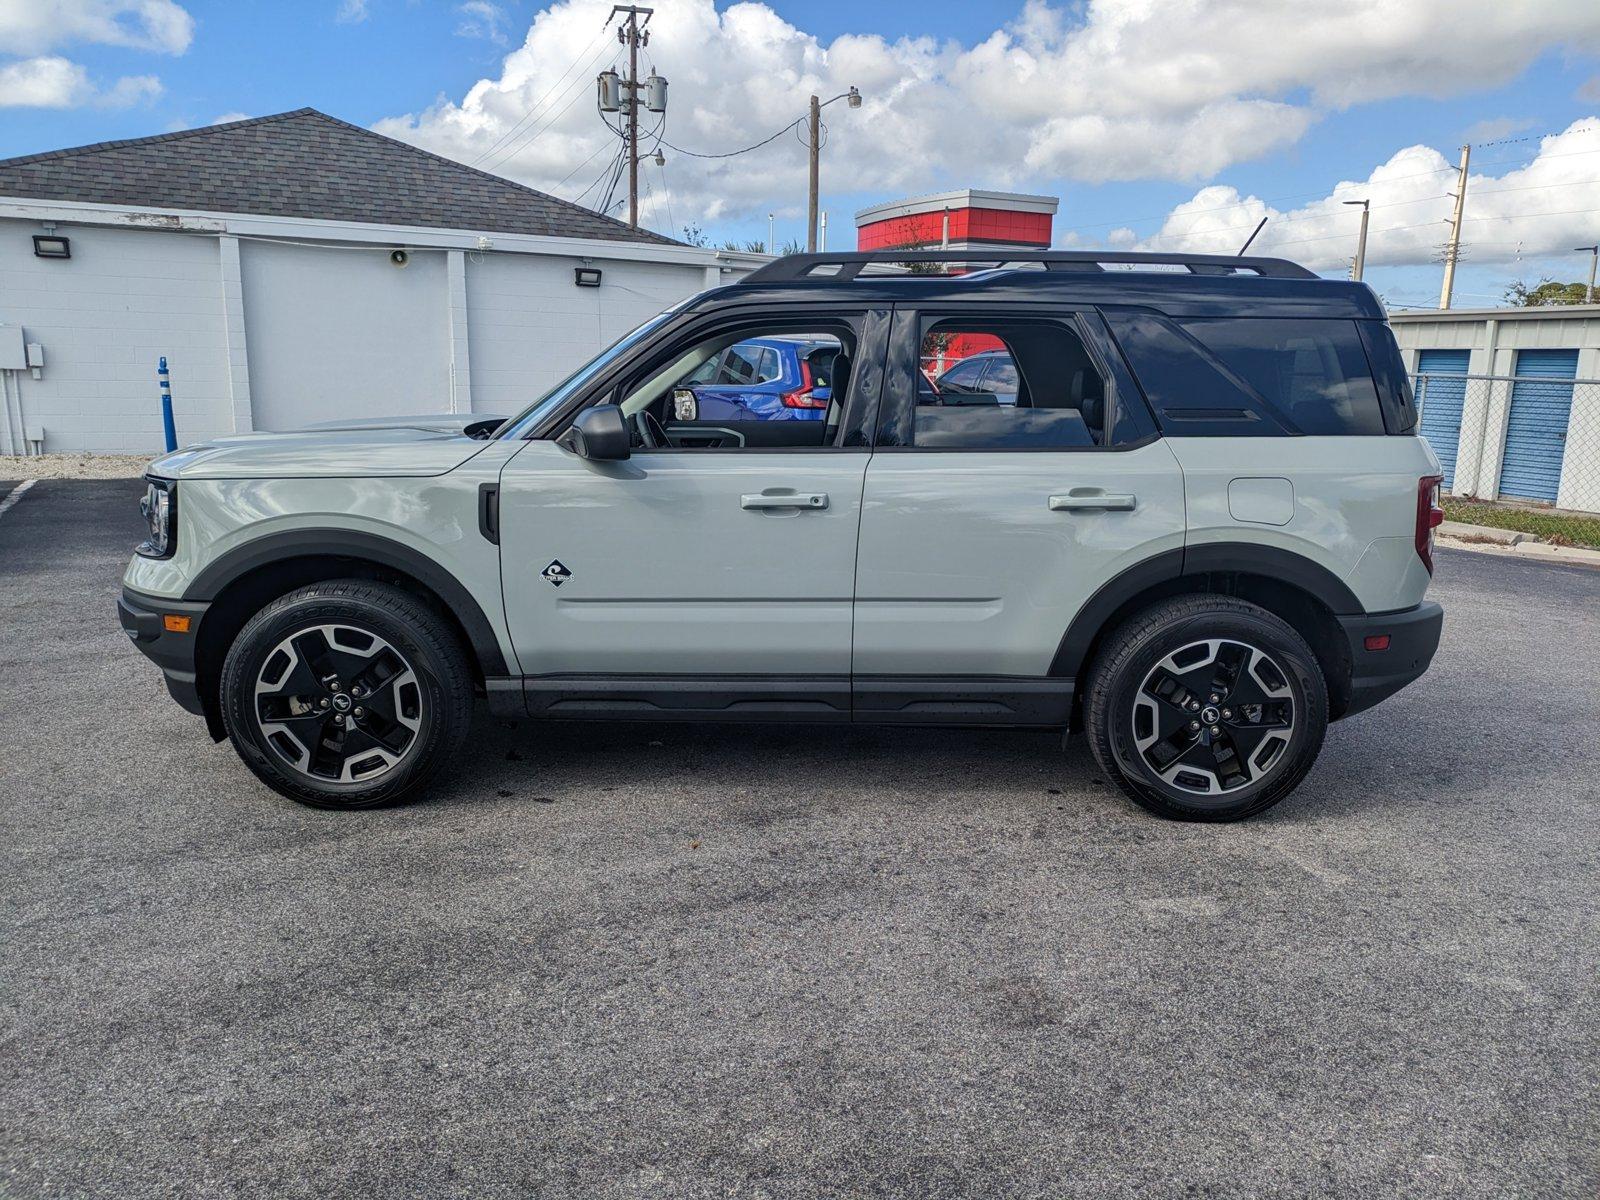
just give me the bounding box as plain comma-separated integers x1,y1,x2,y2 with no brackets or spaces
1443,498,1600,549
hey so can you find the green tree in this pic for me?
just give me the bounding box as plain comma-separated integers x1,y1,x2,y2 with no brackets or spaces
1503,277,1590,306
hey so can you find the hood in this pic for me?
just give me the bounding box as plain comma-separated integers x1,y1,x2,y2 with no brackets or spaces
148,421,500,481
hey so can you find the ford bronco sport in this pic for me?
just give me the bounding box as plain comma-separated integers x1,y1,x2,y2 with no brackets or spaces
119,250,1444,821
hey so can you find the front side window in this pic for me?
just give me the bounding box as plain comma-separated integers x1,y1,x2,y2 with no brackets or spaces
611,322,859,450
910,318,1110,449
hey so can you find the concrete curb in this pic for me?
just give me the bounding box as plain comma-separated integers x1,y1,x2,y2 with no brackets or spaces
1438,533,1600,570
1438,520,1530,546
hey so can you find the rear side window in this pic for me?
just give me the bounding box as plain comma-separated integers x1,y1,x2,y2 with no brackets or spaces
1180,318,1385,435
1103,310,1387,436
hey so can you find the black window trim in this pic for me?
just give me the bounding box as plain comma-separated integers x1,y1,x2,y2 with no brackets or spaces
874,302,1159,453
529,302,892,452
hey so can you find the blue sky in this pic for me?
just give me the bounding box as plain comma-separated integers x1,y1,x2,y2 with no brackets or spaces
4,0,1599,309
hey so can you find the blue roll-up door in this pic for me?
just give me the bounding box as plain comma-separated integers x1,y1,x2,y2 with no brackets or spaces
1500,349,1578,503
1416,349,1470,488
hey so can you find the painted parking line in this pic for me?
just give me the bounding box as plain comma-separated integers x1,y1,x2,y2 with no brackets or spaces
0,478,37,521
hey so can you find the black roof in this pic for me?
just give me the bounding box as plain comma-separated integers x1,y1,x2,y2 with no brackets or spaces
698,251,1379,319
0,108,677,246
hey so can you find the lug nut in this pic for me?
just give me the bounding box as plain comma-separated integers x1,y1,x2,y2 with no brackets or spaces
319,698,329,708
353,707,363,717
1189,720,1200,730
352,686,364,698
333,714,345,726
1209,725,1220,735
1209,693,1220,703
1222,708,1232,719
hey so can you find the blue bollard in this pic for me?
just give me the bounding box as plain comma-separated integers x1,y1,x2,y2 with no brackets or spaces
158,356,177,452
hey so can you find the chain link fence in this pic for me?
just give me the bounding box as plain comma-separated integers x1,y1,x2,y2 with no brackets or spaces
1412,371,1600,546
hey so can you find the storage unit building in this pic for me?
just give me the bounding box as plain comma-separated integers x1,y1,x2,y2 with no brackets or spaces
1389,305,1600,513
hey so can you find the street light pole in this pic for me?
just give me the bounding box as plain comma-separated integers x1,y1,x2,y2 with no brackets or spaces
1578,245,1599,303
805,86,862,253
1343,198,1370,282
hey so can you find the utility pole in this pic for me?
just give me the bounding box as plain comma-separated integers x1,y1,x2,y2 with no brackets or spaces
1343,198,1370,281
1439,143,1470,310
602,6,660,228
804,86,862,253
1577,244,1599,303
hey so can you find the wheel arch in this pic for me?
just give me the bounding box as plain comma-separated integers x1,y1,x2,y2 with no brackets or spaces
184,531,509,740
1053,544,1359,724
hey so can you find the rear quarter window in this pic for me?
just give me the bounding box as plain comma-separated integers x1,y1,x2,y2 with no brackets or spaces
1101,310,1389,436
1179,318,1386,436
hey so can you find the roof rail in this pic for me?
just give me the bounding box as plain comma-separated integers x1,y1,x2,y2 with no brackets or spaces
741,249,1318,283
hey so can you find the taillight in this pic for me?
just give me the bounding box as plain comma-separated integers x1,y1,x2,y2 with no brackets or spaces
780,360,827,408
1415,474,1444,574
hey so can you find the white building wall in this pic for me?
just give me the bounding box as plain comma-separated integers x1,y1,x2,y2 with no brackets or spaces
0,217,232,452
464,252,708,416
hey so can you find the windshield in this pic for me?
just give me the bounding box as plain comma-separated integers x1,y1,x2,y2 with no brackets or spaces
496,311,676,439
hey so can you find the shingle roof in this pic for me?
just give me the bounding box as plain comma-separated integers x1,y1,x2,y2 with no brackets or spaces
0,108,677,246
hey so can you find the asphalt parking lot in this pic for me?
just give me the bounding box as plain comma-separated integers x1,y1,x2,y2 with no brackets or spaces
2,478,1597,1199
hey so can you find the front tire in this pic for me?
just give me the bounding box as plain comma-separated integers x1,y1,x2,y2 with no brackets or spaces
219,580,474,809
1084,595,1328,822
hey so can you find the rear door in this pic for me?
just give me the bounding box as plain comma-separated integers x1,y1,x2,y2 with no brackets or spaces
852,305,1186,715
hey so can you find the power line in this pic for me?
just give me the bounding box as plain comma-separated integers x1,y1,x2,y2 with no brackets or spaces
661,117,804,159
477,40,620,172
468,24,614,168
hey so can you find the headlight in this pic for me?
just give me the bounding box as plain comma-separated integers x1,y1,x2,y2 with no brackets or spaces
137,478,176,558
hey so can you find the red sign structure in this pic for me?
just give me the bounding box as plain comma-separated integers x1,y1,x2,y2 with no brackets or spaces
856,189,1060,375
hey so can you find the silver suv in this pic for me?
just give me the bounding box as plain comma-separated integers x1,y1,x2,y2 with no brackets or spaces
119,251,1444,821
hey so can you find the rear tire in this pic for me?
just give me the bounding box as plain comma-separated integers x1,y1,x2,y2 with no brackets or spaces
1084,595,1328,822
219,580,474,809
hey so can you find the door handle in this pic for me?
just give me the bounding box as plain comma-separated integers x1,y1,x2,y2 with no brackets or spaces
742,492,829,510
1049,493,1137,512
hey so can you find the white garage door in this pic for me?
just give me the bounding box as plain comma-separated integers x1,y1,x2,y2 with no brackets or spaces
241,240,451,431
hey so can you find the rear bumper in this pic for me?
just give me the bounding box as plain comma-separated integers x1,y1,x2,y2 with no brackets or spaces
1337,601,1443,718
118,586,211,716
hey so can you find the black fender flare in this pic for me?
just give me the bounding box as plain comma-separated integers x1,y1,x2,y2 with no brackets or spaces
183,529,510,677
1049,542,1362,679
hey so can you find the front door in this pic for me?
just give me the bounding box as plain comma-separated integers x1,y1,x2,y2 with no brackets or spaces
852,307,1186,711
497,309,888,700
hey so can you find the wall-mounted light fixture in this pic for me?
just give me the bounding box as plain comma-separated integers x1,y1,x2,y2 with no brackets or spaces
33,235,70,259
574,266,603,288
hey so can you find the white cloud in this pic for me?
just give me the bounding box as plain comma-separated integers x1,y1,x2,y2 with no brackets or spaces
336,0,369,23
1579,76,1600,104
210,110,251,125
0,53,160,106
1121,119,1600,272
373,0,1600,235
456,1,509,44
0,0,194,55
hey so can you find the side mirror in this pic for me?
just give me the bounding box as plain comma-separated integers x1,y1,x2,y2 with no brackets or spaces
671,388,698,422
560,404,630,461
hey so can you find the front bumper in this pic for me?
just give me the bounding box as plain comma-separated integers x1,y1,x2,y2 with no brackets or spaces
118,586,211,717
1337,601,1443,718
